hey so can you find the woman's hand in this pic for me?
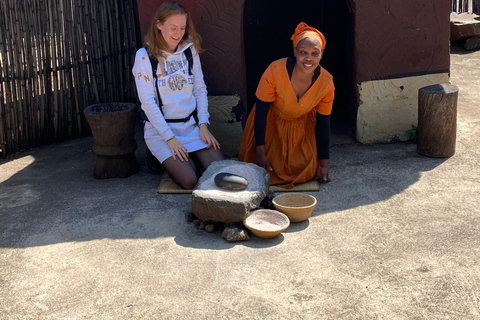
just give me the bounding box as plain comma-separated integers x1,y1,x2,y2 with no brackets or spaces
316,159,330,182
255,145,273,172
199,123,220,151
167,137,189,162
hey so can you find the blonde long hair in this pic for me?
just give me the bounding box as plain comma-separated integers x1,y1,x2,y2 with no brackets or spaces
144,1,203,59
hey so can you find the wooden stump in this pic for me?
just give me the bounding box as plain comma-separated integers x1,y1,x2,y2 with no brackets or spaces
417,84,458,158
84,103,140,179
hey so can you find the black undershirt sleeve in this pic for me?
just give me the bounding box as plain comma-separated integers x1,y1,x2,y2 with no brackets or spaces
316,113,330,159
254,98,271,146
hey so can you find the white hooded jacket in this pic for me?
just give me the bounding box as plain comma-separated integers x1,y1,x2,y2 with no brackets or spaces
132,38,210,162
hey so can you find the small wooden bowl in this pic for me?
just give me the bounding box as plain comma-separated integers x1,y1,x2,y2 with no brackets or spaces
272,193,317,223
243,209,290,239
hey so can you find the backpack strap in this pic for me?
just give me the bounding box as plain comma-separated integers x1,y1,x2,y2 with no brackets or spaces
184,47,193,76
147,54,164,114
140,47,197,125
148,55,159,80
183,47,197,124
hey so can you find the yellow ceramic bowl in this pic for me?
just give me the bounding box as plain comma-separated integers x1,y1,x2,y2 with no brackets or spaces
243,209,290,239
272,193,317,223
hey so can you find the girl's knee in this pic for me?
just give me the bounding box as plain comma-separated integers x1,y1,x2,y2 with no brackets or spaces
213,149,225,161
179,176,197,189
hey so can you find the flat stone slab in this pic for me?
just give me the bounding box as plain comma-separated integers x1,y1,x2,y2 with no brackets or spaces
191,160,270,224
451,13,480,41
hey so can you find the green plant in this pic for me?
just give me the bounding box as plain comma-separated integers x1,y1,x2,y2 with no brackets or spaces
406,124,418,142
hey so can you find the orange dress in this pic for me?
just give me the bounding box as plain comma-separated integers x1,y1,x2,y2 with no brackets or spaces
238,58,334,189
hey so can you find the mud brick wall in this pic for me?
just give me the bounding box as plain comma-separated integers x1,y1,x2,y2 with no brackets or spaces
136,0,451,143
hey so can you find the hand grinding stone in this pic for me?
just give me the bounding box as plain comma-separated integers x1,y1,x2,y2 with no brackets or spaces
214,172,248,191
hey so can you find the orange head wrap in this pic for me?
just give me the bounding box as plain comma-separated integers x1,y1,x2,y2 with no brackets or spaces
290,22,326,50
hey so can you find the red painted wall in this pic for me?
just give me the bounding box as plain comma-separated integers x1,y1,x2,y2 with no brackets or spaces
137,0,201,39
135,0,451,126
353,0,451,82
136,0,246,104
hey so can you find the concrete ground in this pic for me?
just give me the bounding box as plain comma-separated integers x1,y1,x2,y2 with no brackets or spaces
1,46,479,319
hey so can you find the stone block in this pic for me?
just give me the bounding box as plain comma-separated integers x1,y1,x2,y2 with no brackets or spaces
191,160,270,224
465,36,480,51
451,13,480,41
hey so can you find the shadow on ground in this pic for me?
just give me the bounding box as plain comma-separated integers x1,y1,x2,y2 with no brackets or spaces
0,129,446,250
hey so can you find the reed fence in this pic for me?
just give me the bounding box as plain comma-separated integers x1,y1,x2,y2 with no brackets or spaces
0,0,141,158
452,0,480,13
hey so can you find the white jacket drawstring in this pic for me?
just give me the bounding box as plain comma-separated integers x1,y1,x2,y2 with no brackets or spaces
161,50,186,74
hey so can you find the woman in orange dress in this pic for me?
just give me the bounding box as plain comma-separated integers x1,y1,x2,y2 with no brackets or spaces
238,22,334,189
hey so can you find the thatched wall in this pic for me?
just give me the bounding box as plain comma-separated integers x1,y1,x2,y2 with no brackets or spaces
452,0,480,13
0,0,141,158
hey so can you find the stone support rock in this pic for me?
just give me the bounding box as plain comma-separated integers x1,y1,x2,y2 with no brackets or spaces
222,226,250,242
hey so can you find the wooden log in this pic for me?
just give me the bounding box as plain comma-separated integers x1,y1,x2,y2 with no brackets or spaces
417,84,458,158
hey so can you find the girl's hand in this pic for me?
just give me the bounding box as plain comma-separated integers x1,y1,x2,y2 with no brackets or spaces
255,145,273,172
167,137,189,162
316,159,330,182
199,123,220,151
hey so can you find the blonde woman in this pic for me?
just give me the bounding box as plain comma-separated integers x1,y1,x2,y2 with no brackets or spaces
133,1,223,189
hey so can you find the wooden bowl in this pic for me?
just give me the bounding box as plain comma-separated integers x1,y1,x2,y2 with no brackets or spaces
272,193,317,222
243,209,290,239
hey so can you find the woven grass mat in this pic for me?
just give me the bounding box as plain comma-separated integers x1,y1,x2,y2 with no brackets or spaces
157,174,319,194
270,179,319,192
157,174,196,194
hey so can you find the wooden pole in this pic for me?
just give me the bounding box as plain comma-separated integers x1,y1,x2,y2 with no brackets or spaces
0,1,8,157
417,84,458,158
474,0,480,14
